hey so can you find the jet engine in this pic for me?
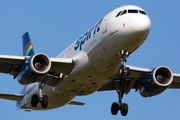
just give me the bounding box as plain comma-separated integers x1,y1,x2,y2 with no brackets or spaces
17,53,51,85
139,66,173,97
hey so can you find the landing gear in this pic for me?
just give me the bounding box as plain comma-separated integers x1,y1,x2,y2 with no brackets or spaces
118,50,130,76
111,102,119,115
41,95,48,108
111,102,128,116
110,50,130,116
31,94,48,108
31,82,48,108
111,79,129,116
31,94,39,107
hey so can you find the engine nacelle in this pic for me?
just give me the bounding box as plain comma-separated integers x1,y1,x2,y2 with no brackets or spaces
17,53,51,85
139,66,173,97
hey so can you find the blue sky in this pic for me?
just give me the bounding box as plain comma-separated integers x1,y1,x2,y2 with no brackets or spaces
0,1,179,120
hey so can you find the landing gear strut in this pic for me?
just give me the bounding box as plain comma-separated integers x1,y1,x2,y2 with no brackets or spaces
110,50,130,116
111,79,128,116
118,50,130,76
31,82,48,108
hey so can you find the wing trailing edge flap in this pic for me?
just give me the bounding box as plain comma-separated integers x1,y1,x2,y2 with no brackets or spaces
98,79,140,94
0,93,23,101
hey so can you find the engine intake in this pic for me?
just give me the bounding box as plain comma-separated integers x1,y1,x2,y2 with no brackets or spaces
31,53,51,74
17,53,51,85
139,66,173,97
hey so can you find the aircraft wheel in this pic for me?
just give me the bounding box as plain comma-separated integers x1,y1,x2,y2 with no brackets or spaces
121,103,128,116
125,67,130,76
41,95,48,108
120,66,124,75
111,102,119,115
31,94,39,107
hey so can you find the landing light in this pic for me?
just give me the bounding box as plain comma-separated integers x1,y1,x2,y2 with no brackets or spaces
60,73,63,78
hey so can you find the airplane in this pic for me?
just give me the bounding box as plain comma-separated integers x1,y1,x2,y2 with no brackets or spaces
0,5,180,117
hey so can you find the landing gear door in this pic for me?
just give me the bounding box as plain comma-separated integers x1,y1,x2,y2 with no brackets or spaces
102,12,112,34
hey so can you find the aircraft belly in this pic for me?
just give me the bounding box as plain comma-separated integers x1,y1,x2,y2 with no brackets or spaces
51,50,120,96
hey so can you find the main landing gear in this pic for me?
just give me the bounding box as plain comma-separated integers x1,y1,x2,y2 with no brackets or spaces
31,82,48,108
111,79,128,116
118,50,130,76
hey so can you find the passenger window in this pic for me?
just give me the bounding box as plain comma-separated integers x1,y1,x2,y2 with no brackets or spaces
116,11,122,17
139,10,147,15
128,10,138,13
121,10,127,16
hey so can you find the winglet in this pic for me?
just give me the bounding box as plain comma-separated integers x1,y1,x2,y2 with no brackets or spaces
22,32,35,56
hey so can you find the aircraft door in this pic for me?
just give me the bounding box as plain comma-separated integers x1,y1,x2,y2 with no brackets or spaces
102,12,112,34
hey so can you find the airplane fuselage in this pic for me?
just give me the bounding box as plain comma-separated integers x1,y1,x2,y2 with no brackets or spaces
17,5,151,110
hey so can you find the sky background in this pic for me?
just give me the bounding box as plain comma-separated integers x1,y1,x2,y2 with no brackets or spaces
0,0,179,120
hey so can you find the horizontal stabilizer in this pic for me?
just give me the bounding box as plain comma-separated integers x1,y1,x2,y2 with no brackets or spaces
68,101,85,106
0,93,23,101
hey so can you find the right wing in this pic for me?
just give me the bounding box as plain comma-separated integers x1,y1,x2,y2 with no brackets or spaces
0,55,28,77
0,32,74,87
0,54,74,86
42,58,74,86
0,93,23,101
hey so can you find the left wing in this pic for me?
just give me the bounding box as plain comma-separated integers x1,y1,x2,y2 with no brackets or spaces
98,65,180,94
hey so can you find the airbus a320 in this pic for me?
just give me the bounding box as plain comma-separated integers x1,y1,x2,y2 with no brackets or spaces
0,5,180,117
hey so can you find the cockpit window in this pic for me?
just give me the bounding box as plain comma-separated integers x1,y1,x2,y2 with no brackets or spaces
139,10,147,15
128,10,138,13
116,9,147,18
121,10,127,16
116,11,122,17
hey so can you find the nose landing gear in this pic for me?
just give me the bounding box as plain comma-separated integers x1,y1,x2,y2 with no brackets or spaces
118,50,130,76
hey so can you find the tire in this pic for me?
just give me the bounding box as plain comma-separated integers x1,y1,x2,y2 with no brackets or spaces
31,94,39,107
111,102,119,115
119,66,124,75
41,95,48,108
125,67,130,76
121,103,128,116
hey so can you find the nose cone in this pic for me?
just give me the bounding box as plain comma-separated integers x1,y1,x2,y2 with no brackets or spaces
133,15,151,35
